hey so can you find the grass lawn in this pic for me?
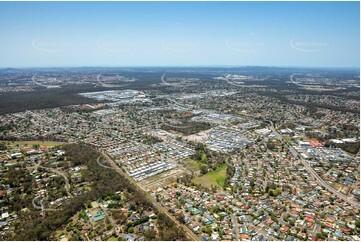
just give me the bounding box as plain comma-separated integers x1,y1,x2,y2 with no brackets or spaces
144,172,164,182
107,236,118,241
0,140,64,148
283,136,291,142
192,164,227,189
183,158,200,172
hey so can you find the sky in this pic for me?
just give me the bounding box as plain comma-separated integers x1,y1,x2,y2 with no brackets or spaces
0,1,359,68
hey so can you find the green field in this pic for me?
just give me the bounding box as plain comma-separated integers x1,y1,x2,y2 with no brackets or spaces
107,236,118,241
282,136,291,142
192,164,227,188
0,140,64,148
183,158,201,172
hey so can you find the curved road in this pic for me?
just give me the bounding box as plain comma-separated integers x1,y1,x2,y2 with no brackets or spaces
289,73,307,87
32,196,60,211
32,74,47,87
96,155,114,169
224,75,245,87
161,74,173,86
31,162,72,211
38,165,72,198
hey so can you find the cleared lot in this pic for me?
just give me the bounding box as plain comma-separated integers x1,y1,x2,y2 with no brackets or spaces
192,164,227,189
1,140,63,147
138,167,187,191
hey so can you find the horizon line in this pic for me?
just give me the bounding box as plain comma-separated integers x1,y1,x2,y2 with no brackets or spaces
1,65,360,70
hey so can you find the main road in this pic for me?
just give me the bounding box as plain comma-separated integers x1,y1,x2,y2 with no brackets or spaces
265,120,359,209
100,152,201,241
230,213,239,241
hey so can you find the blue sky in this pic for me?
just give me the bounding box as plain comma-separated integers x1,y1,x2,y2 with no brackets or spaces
0,1,359,68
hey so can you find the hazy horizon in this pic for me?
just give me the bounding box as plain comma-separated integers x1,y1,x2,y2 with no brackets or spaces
1,65,360,70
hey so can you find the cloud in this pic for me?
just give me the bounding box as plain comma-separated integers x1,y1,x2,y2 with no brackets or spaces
289,39,328,53
32,39,69,52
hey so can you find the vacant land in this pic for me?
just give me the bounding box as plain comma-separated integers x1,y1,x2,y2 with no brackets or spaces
283,136,291,142
183,158,200,172
192,164,227,188
138,168,187,192
107,236,118,241
1,140,64,148
184,128,212,143
332,182,351,195
162,122,211,136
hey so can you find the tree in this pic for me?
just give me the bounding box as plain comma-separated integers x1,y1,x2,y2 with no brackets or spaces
202,225,212,235
127,227,134,233
201,154,207,163
176,213,186,224
144,230,157,240
210,206,220,214
200,164,209,175
0,143,6,150
316,233,325,240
